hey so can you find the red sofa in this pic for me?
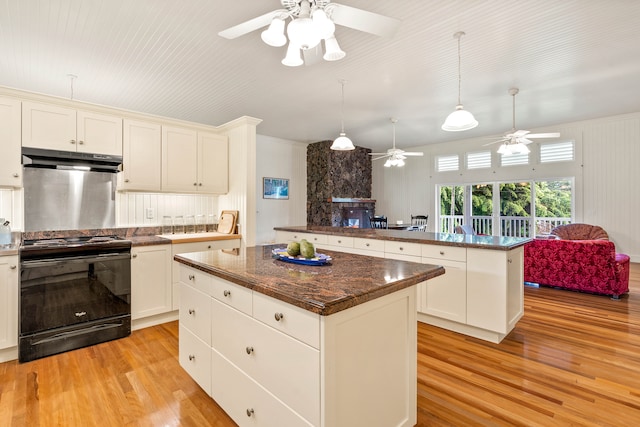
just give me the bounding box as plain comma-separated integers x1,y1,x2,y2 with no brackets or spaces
524,238,630,298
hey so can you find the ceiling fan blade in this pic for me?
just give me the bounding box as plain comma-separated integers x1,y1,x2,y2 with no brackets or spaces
372,155,391,161
402,152,424,156
512,130,530,137
482,139,506,146
329,4,400,38
519,138,533,145
218,10,283,39
527,132,560,138
369,152,390,156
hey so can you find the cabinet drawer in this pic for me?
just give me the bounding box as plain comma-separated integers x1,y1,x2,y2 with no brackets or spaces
179,283,212,345
173,240,235,256
210,276,252,315
180,266,213,296
179,325,212,396
305,233,327,245
326,235,354,249
353,237,385,252
212,299,320,425
253,292,320,349
384,240,422,257
421,245,466,262
211,350,313,427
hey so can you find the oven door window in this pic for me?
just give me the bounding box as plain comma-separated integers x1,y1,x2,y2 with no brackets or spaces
20,254,131,336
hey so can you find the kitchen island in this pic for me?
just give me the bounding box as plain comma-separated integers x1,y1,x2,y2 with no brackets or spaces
275,226,531,344
175,245,444,427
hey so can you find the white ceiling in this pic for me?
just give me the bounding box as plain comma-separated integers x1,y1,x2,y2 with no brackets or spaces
1,0,640,152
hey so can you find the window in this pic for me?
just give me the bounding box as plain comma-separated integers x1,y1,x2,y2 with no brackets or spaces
500,152,529,166
540,141,575,163
466,151,491,169
436,155,459,172
439,185,464,232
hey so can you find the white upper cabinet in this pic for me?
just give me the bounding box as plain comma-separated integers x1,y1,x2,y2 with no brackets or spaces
162,126,228,194
120,119,162,191
198,131,228,194
22,101,123,156
0,97,22,187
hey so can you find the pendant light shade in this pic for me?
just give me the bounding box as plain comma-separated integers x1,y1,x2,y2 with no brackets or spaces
331,80,355,151
442,31,478,132
261,18,286,47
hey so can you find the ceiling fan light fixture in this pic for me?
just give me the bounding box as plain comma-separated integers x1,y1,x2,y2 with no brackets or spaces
287,17,321,50
323,36,345,61
261,17,286,47
281,42,303,66
442,31,478,132
312,8,335,39
441,104,478,131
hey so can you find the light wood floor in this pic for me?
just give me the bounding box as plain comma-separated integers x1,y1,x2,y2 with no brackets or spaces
2,264,639,426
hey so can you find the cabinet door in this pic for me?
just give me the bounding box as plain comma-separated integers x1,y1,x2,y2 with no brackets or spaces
0,256,19,350
466,249,509,333
197,132,228,194
0,97,22,187
131,245,172,320
162,126,198,192
420,258,467,322
22,101,76,151
76,110,123,156
121,119,161,191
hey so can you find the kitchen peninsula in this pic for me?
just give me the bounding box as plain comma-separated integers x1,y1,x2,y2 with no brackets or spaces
275,226,531,344
175,245,444,427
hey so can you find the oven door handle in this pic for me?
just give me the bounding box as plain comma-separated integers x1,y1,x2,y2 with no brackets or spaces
20,253,131,268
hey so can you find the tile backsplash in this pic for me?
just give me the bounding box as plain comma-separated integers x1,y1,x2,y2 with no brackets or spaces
116,192,219,227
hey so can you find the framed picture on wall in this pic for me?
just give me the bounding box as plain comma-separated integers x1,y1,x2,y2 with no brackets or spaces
263,177,289,200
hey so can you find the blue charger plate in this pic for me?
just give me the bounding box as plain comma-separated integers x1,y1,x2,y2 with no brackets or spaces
272,248,332,266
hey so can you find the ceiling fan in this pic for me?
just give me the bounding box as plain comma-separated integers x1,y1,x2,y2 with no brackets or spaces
218,0,400,66
369,118,424,167
484,88,560,155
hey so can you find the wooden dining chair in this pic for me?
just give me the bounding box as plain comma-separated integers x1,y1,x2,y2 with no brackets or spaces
369,216,388,229
411,215,428,230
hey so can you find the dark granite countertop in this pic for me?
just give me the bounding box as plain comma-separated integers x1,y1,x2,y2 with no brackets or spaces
274,225,531,251
175,244,445,316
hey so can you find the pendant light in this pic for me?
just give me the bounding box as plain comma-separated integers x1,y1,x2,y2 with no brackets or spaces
331,79,355,151
441,31,478,132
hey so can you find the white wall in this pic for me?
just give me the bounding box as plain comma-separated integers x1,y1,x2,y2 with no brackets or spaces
373,111,640,261
255,135,307,245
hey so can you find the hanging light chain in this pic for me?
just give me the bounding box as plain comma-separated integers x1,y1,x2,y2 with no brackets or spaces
340,79,347,133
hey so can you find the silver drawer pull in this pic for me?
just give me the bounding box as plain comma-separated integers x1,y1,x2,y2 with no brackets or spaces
188,354,195,361
399,247,404,251
207,245,211,249
246,408,254,417
70,139,76,144
508,258,513,263
223,290,231,297
274,312,284,321
365,243,370,247
132,254,138,258
246,346,254,355
10,265,17,269
337,240,341,243
12,173,18,178
124,178,130,183
439,251,445,255
188,274,195,281
188,309,195,315
78,140,84,145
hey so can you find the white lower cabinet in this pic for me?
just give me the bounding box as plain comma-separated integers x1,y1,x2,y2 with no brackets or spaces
179,264,417,427
130,245,172,320
0,256,19,352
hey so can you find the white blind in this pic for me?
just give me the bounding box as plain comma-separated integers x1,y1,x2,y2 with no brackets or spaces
436,155,459,172
540,141,575,163
466,151,491,169
500,153,529,166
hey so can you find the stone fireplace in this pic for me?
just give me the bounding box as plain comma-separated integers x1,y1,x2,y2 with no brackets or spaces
307,141,375,227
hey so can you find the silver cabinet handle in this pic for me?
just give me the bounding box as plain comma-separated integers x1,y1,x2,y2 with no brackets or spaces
10,265,17,269
70,139,76,144
399,247,404,251
188,354,195,361
78,140,84,145
337,240,342,243
365,243,370,247
12,173,18,178
124,179,130,183
245,346,254,355
246,408,254,417
207,245,211,249
508,258,513,264
193,183,197,186
274,312,284,321
132,254,137,258
189,274,195,281
188,309,195,315
223,290,231,297
439,251,445,255
198,183,202,186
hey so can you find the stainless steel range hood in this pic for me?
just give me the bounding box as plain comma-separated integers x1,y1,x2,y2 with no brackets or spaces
22,147,122,173
22,148,121,232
